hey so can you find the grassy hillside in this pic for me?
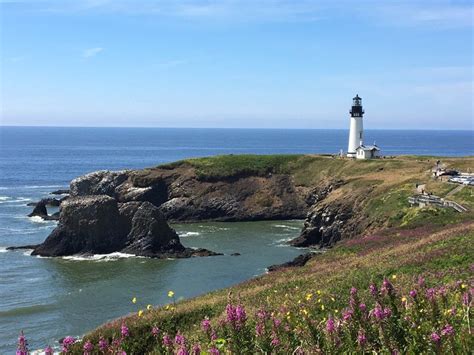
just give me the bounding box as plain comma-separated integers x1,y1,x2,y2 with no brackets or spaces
57,155,474,354
67,221,473,354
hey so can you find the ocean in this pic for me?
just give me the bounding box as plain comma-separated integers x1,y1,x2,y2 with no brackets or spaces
0,127,472,352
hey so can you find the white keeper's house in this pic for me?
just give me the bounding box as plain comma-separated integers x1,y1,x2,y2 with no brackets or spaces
346,95,381,160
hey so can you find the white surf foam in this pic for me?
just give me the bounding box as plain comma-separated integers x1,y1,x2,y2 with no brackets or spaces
0,247,8,253
28,216,56,224
62,252,143,261
178,231,201,237
272,224,300,230
0,196,9,201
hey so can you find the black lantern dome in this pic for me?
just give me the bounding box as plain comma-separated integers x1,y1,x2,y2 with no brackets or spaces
350,94,364,117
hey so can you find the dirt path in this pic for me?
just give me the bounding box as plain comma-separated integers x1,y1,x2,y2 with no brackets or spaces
446,183,464,197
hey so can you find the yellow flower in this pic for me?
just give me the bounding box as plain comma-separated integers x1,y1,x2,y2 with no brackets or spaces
330,297,335,302
302,309,308,315
335,309,339,314
138,309,143,317
131,297,137,304
391,275,397,280
306,293,313,301
461,284,467,289
147,304,153,310
317,298,321,303
401,297,407,302
168,291,175,298
321,304,325,311
317,290,321,295
165,305,170,310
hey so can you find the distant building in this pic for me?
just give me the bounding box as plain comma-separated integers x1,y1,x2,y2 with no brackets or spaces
347,95,381,159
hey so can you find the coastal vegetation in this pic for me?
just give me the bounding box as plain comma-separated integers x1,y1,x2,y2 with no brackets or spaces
15,154,474,353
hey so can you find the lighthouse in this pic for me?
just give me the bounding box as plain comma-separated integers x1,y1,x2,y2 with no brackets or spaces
347,94,364,158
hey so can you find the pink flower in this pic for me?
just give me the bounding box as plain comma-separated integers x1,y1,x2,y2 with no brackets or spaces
151,326,160,337
382,278,394,295
192,343,201,355
162,334,172,347
342,309,353,322
326,317,335,333
177,347,189,355
409,290,417,298
61,336,76,353
441,324,454,337
350,287,358,296
98,337,109,351
235,305,247,324
83,340,93,354
121,322,129,337
369,283,378,297
426,288,436,301
417,276,425,287
383,307,392,318
430,332,441,343
16,331,28,355
271,334,281,347
357,329,366,347
44,346,53,355
255,323,264,337
209,347,220,355
175,332,186,346
272,317,282,328
359,303,367,312
201,318,211,333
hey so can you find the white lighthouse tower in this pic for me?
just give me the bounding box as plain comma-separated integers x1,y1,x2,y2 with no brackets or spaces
347,94,364,158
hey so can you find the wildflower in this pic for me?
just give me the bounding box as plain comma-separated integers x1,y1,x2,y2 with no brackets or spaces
44,346,53,355
417,276,425,287
168,291,175,298
61,336,76,353
461,283,467,289
210,330,217,341
147,304,152,310
201,318,211,333
382,278,394,295
409,290,417,298
209,347,219,355
357,329,367,347
271,333,281,347
162,334,172,347
235,304,247,324
430,332,441,344
175,332,186,346
359,303,367,312
16,331,28,355
401,297,407,303
83,340,93,354
257,308,268,320
371,305,385,321
441,324,454,337
306,293,313,301
151,326,160,337
272,317,282,328
131,297,137,304
177,347,189,355
462,291,472,306
138,309,144,317
350,287,358,296
426,288,436,301
392,274,397,280
98,337,109,351
192,343,201,355
326,317,335,333
369,283,378,297
255,323,264,337
383,307,392,318
121,322,129,337
342,309,353,322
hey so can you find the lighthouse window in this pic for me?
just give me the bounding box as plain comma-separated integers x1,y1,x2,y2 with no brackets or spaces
360,132,362,139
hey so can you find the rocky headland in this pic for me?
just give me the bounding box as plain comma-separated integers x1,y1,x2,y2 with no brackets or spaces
21,155,474,258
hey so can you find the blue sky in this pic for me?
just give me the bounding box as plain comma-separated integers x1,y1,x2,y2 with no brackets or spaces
0,0,472,129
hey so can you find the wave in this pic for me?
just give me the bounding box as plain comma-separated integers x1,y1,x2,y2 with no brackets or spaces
178,231,201,237
22,185,64,189
0,303,55,317
28,216,57,224
272,224,301,230
0,196,32,204
0,247,8,253
62,252,144,262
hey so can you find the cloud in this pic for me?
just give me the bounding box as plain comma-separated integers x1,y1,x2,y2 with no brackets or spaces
82,47,104,58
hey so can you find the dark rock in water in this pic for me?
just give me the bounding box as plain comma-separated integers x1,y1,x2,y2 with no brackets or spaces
70,170,129,197
32,195,126,257
289,202,352,248
29,196,218,259
7,244,40,251
28,202,48,218
230,252,241,256
121,201,185,257
267,252,317,272
115,180,168,207
50,189,70,195
27,198,61,207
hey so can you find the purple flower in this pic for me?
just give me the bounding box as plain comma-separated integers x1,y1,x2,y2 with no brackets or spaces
369,283,378,297
409,290,417,298
383,307,392,318
175,332,186,346
225,304,236,323
326,317,335,333
463,291,472,306
210,330,217,341
382,278,394,295
426,288,436,301
441,324,454,337
177,347,189,355
417,276,425,287
162,334,172,347
44,346,53,355
257,309,268,320
357,329,366,346
61,336,76,353
350,287,358,296
272,317,282,328
83,340,93,354
271,334,281,347
192,343,201,355
235,305,247,324
255,323,264,337
201,318,211,333
121,322,129,337
98,337,108,351
359,303,367,312
209,347,220,355
152,326,160,337
430,332,441,343
16,331,28,355
342,309,353,322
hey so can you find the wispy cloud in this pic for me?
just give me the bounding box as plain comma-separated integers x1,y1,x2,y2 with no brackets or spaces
82,47,104,58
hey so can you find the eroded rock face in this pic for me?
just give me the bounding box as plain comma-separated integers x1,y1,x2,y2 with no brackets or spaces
70,170,129,197
31,196,218,258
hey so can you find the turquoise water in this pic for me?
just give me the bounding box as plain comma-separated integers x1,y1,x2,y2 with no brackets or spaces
0,127,472,351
